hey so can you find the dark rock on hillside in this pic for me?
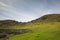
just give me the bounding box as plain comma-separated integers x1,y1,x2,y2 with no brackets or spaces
0,35,6,38
0,29,32,40
0,29,32,34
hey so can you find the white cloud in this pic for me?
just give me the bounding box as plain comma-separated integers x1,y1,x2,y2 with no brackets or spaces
0,1,37,22
0,2,8,7
0,0,60,22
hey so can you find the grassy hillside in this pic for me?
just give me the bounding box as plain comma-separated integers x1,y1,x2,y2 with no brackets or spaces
0,14,60,40
0,14,60,29
0,20,26,29
31,14,60,22
9,22,60,40
9,14,60,40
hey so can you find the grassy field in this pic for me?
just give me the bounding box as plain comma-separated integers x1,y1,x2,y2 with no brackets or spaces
9,22,60,40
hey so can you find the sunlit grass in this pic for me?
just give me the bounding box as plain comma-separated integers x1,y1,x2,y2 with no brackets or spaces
9,22,60,40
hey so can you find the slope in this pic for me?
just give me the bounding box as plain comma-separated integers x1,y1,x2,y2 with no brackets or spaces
0,20,26,29
9,14,60,40
31,14,60,22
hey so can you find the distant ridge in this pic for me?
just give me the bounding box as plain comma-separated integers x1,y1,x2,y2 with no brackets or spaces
31,14,60,22
0,20,19,27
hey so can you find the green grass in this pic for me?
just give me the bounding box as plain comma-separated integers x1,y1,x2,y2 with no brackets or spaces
9,22,60,40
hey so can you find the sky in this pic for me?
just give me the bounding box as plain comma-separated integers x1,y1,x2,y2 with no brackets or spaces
0,0,60,22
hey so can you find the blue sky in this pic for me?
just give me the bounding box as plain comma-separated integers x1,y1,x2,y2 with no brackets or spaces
0,0,60,22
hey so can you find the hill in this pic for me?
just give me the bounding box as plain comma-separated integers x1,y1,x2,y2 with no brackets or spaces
9,14,60,40
31,14,60,22
0,20,26,29
0,14,60,40
0,14,60,27
0,20,18,25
